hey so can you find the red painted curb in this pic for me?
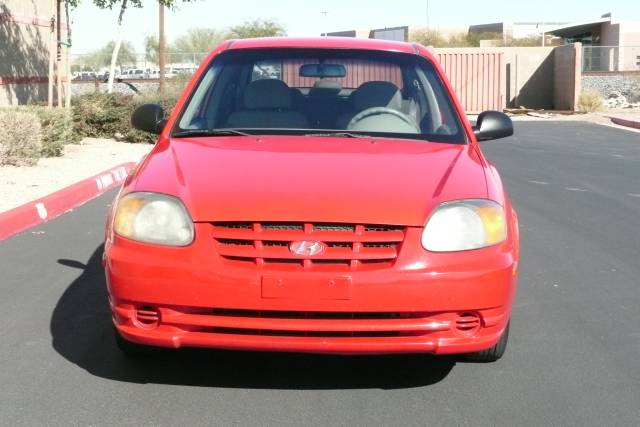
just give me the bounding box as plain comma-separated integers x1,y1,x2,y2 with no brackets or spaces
608,116,640,130
0,162,136,241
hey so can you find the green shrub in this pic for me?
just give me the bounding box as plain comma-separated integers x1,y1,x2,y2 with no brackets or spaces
71,92,134,140
0,111,43,166
33,107,80,156
72,86,181,144
578,90,604,112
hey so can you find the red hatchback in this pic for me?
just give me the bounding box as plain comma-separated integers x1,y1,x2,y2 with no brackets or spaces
105,37,519,362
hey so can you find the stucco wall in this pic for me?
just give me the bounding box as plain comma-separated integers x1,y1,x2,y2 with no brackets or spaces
0,0,68,106
620,24,640,71
500,47,555,109
554,43,582,110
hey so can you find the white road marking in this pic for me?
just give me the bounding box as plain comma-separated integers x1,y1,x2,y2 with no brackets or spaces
35,203,47,220
100,174,114,188
111,166,127,181
565,187,589,192
628,193,640,198
527,180,549,185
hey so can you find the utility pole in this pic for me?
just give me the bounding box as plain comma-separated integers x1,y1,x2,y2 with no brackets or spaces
541,21,545,47
321,11,328,36
426,0,430,32
56,0,62,108
159,1,166,95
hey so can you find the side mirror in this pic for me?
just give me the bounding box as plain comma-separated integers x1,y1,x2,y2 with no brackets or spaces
131,103,166,135
473,111,513,141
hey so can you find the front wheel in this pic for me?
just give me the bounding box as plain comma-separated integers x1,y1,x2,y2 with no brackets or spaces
464,321,510,362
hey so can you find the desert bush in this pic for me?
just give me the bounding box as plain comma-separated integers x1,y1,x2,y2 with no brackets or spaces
578,90,604,112
0,111,43,166
0,106,77,158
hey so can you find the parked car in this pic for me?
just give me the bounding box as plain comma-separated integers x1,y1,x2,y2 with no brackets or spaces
144,68,159,79
128,68,146,80
106,37,518,362
164,67,179,79
72,71,97,81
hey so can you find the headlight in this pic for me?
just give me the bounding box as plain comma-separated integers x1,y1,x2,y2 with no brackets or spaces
421,199,507,252
113,192,194,246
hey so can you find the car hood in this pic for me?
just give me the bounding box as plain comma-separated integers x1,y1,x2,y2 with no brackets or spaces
132,135,487,226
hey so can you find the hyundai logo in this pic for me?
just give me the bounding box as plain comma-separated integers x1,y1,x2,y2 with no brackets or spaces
289,240,326,256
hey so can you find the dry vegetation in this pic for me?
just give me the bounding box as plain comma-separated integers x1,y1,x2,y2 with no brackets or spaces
409,30,560,48
577,90,604,113
0,111,43,166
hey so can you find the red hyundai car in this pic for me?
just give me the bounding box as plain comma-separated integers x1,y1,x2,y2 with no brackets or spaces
105,37,518,362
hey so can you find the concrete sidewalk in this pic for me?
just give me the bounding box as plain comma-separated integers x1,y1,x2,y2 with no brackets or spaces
0,138,150,213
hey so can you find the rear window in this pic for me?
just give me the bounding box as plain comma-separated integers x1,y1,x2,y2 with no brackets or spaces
175,48,465,143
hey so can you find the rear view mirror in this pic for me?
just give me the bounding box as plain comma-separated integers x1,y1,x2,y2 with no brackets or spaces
131,103,166,135
473,111,513,141
299,63,347,78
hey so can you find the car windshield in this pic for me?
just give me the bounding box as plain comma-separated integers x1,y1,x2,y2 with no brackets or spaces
175,48,465,143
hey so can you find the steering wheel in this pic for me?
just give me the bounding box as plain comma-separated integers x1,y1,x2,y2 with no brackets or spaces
347,107,419,133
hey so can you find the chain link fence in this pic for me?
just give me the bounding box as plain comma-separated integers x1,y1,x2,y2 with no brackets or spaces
69,52,210,79
582,46,640,72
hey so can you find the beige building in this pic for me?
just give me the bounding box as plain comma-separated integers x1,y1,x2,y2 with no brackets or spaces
547,15,640,71
0,0,69,106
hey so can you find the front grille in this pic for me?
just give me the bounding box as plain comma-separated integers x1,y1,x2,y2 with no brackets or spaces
211,222,406,270
158,307,450,338
210,308,427,319
195,327,410,337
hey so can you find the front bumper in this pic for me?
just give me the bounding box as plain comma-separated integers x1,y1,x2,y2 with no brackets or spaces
105,226,518,355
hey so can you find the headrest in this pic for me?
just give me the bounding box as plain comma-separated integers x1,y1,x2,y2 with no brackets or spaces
244,79,292,110
309,79,342,97
351,81,402,111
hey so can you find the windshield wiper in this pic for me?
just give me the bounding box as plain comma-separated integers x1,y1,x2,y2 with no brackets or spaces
172,129,252,138
304,132,371,138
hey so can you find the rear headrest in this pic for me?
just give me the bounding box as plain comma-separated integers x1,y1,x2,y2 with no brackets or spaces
244,79,292,110
309,79,342,97
351,81,402,111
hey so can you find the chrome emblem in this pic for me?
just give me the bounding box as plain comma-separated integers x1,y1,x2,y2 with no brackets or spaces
289,240,326,256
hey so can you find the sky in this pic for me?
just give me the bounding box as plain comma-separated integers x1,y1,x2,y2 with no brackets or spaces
70,0,640,54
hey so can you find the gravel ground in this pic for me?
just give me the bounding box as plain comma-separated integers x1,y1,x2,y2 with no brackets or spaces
0,138,151,213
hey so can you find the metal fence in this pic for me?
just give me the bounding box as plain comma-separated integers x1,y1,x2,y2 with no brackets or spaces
435,49,506,113
70,52,209,73
582,46,640,72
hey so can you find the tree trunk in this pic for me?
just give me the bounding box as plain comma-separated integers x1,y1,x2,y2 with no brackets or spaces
107,0,128,94
158,1,165,95
65,0,72,109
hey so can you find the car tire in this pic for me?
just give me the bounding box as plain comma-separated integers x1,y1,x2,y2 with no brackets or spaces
464,321,510,362
114,327,156,357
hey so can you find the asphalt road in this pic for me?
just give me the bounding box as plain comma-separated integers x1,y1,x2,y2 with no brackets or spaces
1,122,639,426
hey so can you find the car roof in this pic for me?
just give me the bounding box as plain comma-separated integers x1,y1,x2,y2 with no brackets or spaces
226,37,421,55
